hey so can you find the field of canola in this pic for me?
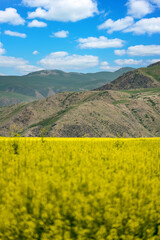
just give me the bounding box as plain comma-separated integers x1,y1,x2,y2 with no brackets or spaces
0,138,160,240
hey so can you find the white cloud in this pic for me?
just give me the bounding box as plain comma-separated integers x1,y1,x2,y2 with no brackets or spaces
150,0,160,7
98,17,134,33
126,0,154,18
100,62,120,72
33,50,39,55
52,30,69,38
0,42,42,74
127,45,160,56
0,8,25,25
101,61,109,66
118,45,160,57
39,51,99,70
114,58,160,67
0,49,5,55
0,55,42,73
115,59,143,65
146,58,160,64
78,36,125,49
4,30,27,38
124,17,160,35
0,42,6,55
114,49,126,56
98,15,160,36
28,19,47,27
23,0,98,22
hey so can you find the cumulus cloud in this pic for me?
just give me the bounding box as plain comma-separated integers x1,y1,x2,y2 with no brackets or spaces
78,36,125,49
146,58,160,64
98,17,134,33
23,0,98,22
100,62,120,72
0,42,42,74
114,58,160,67
4,30,27,38
33,50,39,55
150,0,160,7
39,51,99,70
126,0,154,18
52,30,69,38
124,17,160,34
115,59,143,65
114,50,126,56
28,19,47,27
127,45,160,56
0,8,25,25
0,42,6,55
0,55,42,73
117,45,160,57
126,0,160,18
98,16,160,35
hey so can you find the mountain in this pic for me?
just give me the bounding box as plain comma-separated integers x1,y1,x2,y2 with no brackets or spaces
0,67,134,107
95,62,160,91
0,87,160,137
0,92,36,108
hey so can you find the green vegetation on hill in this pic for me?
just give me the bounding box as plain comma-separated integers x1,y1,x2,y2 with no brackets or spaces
0,91,36,107
0,68,134,106
140,62,160,82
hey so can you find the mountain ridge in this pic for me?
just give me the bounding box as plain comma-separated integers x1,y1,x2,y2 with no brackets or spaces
0,67,134,107
95,62,160,91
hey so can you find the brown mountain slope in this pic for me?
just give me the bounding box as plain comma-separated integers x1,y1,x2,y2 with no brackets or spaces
96,62,160,91
0,88,160,137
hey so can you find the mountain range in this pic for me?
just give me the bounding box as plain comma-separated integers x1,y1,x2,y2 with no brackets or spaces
0,62,159,138
0,67,134,107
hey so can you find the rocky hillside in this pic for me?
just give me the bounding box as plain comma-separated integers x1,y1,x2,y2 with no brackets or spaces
0,88,160,137
96,62,160,91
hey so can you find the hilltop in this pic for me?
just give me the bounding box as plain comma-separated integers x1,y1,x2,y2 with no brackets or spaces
0,67,133,107
96,62,160,91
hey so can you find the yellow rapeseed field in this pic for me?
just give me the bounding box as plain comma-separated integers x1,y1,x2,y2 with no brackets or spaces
0,138,160,240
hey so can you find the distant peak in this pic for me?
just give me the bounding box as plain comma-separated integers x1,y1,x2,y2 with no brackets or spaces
25,69,65,77
115,67,135,73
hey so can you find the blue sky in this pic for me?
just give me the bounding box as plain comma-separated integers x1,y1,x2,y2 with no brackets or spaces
0,0,160,75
